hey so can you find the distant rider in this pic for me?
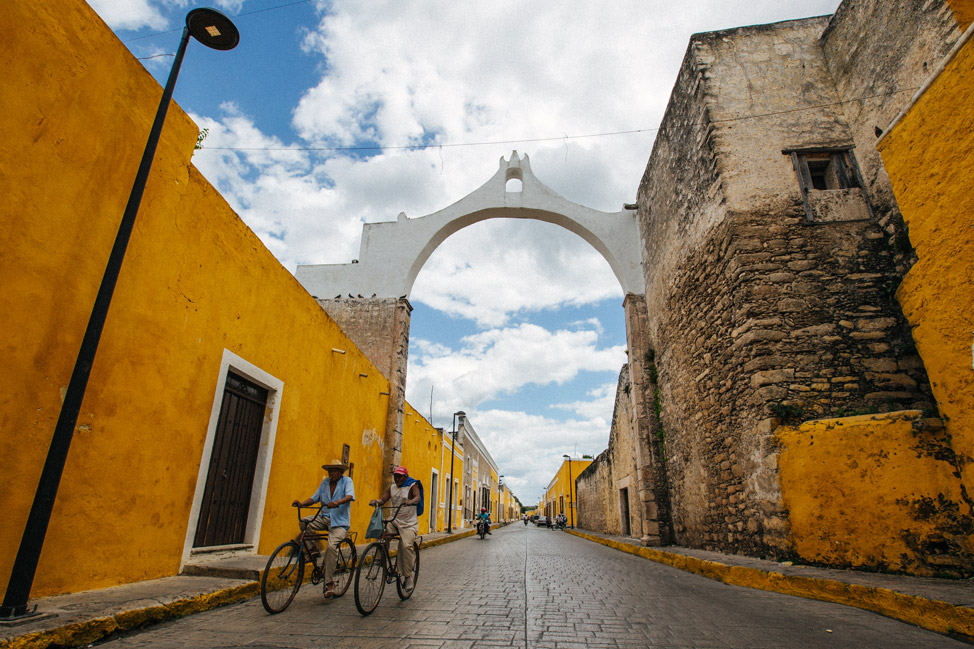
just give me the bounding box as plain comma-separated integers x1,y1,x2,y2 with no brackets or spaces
476,507,492,535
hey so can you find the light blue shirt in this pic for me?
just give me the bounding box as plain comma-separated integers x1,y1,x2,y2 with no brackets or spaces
310,476,355,529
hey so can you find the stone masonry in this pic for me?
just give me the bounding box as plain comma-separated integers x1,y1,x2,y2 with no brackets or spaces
315,296,412,484
583,0,962,560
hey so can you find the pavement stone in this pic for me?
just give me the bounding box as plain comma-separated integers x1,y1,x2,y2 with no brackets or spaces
0,522,971,648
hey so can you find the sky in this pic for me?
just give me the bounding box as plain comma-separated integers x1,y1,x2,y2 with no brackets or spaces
91,0,841,506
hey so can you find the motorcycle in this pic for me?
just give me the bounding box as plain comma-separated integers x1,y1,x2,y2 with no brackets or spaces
554,518,567,531
477,519,489,539
523,518,528,525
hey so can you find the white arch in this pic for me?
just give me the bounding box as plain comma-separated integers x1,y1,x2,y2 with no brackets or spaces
295,152,645,299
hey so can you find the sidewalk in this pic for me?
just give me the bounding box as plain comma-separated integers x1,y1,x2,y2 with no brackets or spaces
2,524,971,647
569,529,974,641
0,528,476,649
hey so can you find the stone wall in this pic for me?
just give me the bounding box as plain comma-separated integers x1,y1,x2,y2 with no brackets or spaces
820,0,963,274
317,297,412,481
635,11,939,558
576,364,643,537
576,449,612,533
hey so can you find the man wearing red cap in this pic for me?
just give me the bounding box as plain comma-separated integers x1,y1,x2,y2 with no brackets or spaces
370,466,421,589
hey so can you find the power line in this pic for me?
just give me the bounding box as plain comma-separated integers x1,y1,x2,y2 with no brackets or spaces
198,88,917,154
123,0,313,43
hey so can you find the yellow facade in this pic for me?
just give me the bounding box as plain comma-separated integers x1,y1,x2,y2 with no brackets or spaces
948,0,974,28
877,27,974,518
398,407,458,534
777,413,972,575
0,0,410,598
439,434,464,531
542,459,593,524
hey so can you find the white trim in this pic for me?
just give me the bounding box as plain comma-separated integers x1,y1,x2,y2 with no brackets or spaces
181,349,284,568
429,468,439,534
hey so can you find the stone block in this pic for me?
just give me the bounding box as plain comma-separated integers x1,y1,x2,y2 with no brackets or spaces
750,368,795,388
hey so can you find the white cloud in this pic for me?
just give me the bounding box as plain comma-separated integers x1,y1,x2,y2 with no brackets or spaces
468,408,609,503
407,322,625,416
134,0,841,502
88,0,173,31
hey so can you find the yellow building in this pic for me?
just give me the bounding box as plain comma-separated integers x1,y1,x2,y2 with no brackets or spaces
876,15,974,528
0,0,438,601
542,457,593,526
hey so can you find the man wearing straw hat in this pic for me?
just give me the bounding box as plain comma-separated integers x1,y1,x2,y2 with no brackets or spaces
292,459,355,598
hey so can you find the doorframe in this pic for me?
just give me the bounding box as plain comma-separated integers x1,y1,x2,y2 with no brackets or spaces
616,476,632,537
429,468,439,534
181,350,284,567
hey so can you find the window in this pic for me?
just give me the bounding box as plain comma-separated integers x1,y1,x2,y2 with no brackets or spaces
793,149,860,191
786,147,872,223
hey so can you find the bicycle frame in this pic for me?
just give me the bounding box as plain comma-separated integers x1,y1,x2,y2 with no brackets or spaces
353,503,420,615
260,505,357,614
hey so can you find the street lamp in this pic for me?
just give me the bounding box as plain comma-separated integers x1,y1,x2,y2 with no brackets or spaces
0,8,238,621
446,410,465,533
563,454,575,529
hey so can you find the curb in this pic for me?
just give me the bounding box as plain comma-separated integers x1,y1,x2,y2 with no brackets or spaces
569,530,974,641
0,582,260,649
1,529,478,649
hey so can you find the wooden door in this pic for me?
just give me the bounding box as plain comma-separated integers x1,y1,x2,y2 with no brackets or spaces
193,372,268,548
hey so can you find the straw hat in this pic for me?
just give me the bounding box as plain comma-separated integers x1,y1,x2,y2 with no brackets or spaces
321,459,349,471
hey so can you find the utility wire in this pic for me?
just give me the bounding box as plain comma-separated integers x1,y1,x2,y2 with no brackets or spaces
123,0,313,43
198,87,917,154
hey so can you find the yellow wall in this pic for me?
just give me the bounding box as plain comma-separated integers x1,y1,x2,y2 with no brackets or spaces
398,405,445,533
1,0,391,597
877,31,974,517
777,413,973,576
437,434,464,531
543,459,593,524
948,0,974,29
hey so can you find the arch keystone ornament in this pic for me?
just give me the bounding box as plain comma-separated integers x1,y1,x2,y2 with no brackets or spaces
297,152,669,545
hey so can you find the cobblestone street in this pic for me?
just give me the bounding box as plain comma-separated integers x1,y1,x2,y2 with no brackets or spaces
98,524,967,648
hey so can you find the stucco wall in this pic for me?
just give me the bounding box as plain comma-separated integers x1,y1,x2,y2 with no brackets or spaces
877,27,974,530
948,0,974,28
0,0,393,597
777,412,972,576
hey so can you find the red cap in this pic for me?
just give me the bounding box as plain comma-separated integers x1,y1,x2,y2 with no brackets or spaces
392,466,408,475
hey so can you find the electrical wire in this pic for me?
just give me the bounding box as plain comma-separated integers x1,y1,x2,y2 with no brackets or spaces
197,87,917,154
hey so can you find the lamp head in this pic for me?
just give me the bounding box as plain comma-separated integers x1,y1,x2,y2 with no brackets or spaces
186,8,239,50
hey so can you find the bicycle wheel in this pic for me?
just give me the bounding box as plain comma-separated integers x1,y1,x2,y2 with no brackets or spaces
354,542,387,615
395,542,420,600
260,541,304,614
331,537,357,598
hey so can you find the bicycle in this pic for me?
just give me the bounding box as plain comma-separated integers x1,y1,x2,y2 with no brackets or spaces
353,503,421,615
259,505,357,614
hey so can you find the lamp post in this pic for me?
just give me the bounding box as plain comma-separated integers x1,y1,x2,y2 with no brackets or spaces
0,9,238,621
563,454,574,529
446,410,465,533
498,475,504,521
